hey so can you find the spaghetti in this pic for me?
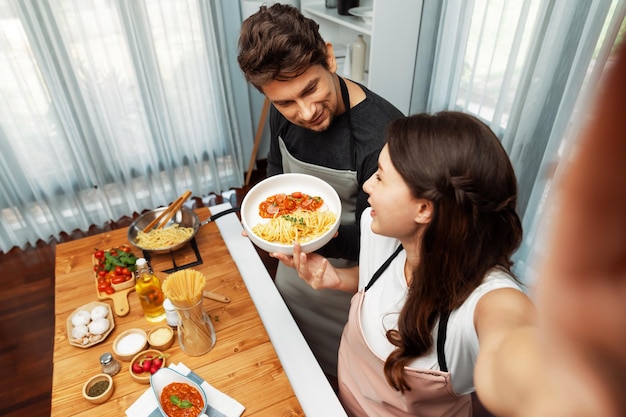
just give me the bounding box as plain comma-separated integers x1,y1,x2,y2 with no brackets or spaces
135,224,194,250
252,209,337,244
162,270,214,356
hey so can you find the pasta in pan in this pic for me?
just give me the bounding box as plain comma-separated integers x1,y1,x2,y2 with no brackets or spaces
252,209,337,244
135,224,194,250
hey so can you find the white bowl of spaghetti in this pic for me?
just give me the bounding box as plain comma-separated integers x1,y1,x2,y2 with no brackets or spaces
241,173,341,255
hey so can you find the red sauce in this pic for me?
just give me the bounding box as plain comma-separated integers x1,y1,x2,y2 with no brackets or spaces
258,192,324,218
160,382,204,417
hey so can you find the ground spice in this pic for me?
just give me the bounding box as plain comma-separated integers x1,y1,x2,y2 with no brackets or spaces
87,380,110,397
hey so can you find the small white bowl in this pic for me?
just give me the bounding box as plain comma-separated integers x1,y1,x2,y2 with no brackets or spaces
113,328,148,361
151,368,208,417
241,173,341,255
348,6,373,25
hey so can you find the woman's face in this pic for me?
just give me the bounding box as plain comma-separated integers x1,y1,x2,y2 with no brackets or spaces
363,145,426,240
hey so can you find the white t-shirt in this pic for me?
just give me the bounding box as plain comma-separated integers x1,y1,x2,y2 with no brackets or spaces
358,208,522,395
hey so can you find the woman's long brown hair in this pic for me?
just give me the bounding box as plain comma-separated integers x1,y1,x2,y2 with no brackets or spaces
382,112,523,392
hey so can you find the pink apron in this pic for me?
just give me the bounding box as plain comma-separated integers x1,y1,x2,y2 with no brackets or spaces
338,246,472,417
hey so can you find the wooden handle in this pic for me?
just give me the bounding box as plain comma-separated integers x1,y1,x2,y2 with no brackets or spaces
245,97,270,186
109,289,133,317
157,190,192,229
203,290,230,303
142,191,191,233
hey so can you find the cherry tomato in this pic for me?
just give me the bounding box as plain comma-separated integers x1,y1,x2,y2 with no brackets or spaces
132,362,144,374
122,267,130,276
97,282,109,291
106,271,116,283
97,270,107,278
104,286,115,295
111,275,126,284
121,245,131,253
94,250,105,259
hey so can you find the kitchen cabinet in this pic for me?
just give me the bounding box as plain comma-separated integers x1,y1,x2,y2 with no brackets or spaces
301,0,422,114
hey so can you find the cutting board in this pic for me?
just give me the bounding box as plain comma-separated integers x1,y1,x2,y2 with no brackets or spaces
95,278,135,317
92,249,136,317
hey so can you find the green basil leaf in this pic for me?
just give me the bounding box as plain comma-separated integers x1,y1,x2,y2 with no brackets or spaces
169,395,181,405
180,400,193,408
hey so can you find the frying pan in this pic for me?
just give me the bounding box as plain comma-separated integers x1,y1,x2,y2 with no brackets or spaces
127,206,240,254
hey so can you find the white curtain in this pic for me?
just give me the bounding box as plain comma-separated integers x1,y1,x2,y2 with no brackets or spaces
411,0,626,285
0,0,248,252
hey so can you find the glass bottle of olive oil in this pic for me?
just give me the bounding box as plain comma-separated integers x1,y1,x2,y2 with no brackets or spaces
135,258,166,322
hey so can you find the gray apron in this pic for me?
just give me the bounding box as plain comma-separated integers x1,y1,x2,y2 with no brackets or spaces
274,77,359,377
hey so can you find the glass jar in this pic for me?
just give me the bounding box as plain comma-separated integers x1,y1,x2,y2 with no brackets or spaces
99,352,120,376
175,299,216,356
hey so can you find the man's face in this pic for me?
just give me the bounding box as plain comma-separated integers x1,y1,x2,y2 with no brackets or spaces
261,63,340,132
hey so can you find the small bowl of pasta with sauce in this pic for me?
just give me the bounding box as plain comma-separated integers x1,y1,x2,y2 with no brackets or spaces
241,173,342,255
151,367,207,417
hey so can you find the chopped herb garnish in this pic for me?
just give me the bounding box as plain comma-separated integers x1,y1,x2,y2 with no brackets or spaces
170,395,193,409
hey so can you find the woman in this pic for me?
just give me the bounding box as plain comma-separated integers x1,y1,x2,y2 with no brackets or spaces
273,111,536,416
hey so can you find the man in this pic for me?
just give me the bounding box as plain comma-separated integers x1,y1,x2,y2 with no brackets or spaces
237,3,403,380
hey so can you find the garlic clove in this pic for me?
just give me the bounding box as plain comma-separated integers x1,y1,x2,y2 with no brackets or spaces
89,333,103,343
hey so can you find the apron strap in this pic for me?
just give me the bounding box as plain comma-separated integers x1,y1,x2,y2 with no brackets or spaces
338,76,356,170
364,244,403,292
436,311,451,372
364,243,451,372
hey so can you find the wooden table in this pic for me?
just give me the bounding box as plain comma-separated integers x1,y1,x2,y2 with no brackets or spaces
52,206,304,416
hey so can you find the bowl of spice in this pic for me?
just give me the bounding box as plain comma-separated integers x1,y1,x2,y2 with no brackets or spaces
148,326,174,350
113,328,148,361
82,373,114,404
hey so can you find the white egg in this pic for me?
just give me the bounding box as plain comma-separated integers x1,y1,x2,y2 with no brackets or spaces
88,317,110,335
90,305,109,320
71,310,91,327
71,324,89,339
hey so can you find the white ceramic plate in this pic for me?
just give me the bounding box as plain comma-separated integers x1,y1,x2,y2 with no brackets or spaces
241,173,341,255
151,368,208,417
348,6,373,24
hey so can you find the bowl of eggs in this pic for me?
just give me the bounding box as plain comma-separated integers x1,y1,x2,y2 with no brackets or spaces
67,302,114,348
240,173,342,255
